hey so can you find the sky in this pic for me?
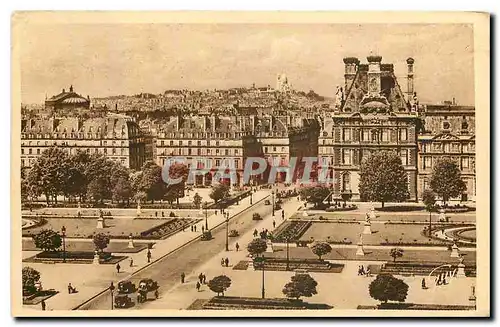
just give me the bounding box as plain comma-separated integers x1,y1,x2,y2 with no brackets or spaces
18,23,475,105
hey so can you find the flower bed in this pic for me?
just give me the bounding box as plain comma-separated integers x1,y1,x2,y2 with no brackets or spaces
375,205,425,212
35,250,112,260
325,205,357,212
272,221,312,243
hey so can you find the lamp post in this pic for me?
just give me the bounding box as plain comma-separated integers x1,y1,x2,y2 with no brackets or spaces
254,256,266,299
61,225,66,263
225,211,230,251
109,282,115,310
250,187,253,205
271,190,275,217
204,201,209,230
286,236,290,271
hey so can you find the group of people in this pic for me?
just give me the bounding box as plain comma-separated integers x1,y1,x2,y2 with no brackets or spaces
220,257,230,267
195,273,207,291
357,265,371,277
254,228,271,239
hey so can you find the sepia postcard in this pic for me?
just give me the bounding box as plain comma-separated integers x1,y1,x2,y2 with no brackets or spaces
11,11,490,317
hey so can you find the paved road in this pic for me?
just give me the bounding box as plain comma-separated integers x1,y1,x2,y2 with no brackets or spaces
77,198,275,310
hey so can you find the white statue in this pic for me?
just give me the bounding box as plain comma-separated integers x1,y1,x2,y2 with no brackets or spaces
335,86,344,109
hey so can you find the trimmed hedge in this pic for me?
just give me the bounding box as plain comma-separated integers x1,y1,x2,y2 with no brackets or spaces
36,251,112,260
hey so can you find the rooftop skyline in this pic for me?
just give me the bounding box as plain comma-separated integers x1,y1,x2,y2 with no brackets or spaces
19,23,475,105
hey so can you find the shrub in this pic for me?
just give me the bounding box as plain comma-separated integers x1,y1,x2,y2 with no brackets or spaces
22,267,40,295
369,274,409,304
32,229,62,252
207,275,232,296
282,274,318,300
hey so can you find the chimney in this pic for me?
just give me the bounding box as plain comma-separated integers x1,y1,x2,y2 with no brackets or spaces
367,55,383,95
343,57,359,92
406,57,415,101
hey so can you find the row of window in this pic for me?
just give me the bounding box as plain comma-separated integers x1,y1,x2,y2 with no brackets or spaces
22,157,128,168
22,132,128,139
159,148,241,156
22,140,129,147
421,142,475,153
159,157,241,169
340,128,408,142
422,156,472,170
158,140,242,147
21,147,129,156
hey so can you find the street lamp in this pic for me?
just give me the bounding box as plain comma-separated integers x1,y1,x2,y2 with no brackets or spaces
250,187,253,205
61,225,66,263
109,282,115,310
203,201,209,230
271,190,275,217
285,236,290,271
254,256,266,299
225,211,230,251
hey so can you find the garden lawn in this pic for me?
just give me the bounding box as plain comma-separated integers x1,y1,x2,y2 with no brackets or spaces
22,238,151,253
22,218,174,238
298,221,453,246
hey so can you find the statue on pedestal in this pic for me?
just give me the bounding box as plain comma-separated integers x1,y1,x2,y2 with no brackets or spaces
93,250,100,265
96,209,105,229
356,234,365,256
363,213,372,235
128,233,135,249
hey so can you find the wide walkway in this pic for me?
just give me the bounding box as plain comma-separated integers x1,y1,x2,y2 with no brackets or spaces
22,190,271,311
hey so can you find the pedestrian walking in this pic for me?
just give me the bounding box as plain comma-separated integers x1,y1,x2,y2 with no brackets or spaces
235,242,240,251
366,267,371,277
41,300,46,311
282,211,285,220
253,229,258,237
155,211,158,217
116,263,121,273
194,225,197,232
129,257,134,267
202,225,205,233
273,220,276,228
360,265,365,275
202,274,207,284
147,250,152,263
162,211,165,217
421,278,427,289
181,272,185,283
196,282,201,292
225,257,229,267
221,258,225,266
198,273,203,284
191,225,194,232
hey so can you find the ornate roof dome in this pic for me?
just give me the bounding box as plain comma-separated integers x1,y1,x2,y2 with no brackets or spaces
62,96,89,104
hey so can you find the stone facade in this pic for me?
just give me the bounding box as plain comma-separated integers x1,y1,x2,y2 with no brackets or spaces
319,56,420,200
417,104,476,201
21,115,146,170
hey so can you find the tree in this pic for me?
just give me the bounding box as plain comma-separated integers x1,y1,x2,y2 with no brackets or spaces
26,147,70,204
430,157,466,205
282,274,318,300
359,151,409,208
135,161,166,203
298,185,331,208
369,274,409,304
32,229,62,252
341,190,353,206
112,177,133,205
207,275,232,296
22,267,41,294
210,183,230,204
87,177,109,204
193,192,202,209
310,242,332,260
389,248,404,262
422,189,436,236
93,233,110,253
247,238,267,257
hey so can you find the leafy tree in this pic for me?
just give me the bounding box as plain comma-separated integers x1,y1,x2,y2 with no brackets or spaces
359,151,409,208
389,248,404,262
32,229,62,252
93,233,110,253
341,190,353,206
207,275,232,296
68,150,92,201
247,238,267,257
136,161,166,203
310,242,332,260
22,267,41,294
87,177,109,204
282,274,318,300
209,183,230,204
298,185,331,208
112,177,133,205
422,189,436,236
369,274,409,304
26,147,70,204
193,193,202,209
430,157,466,205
